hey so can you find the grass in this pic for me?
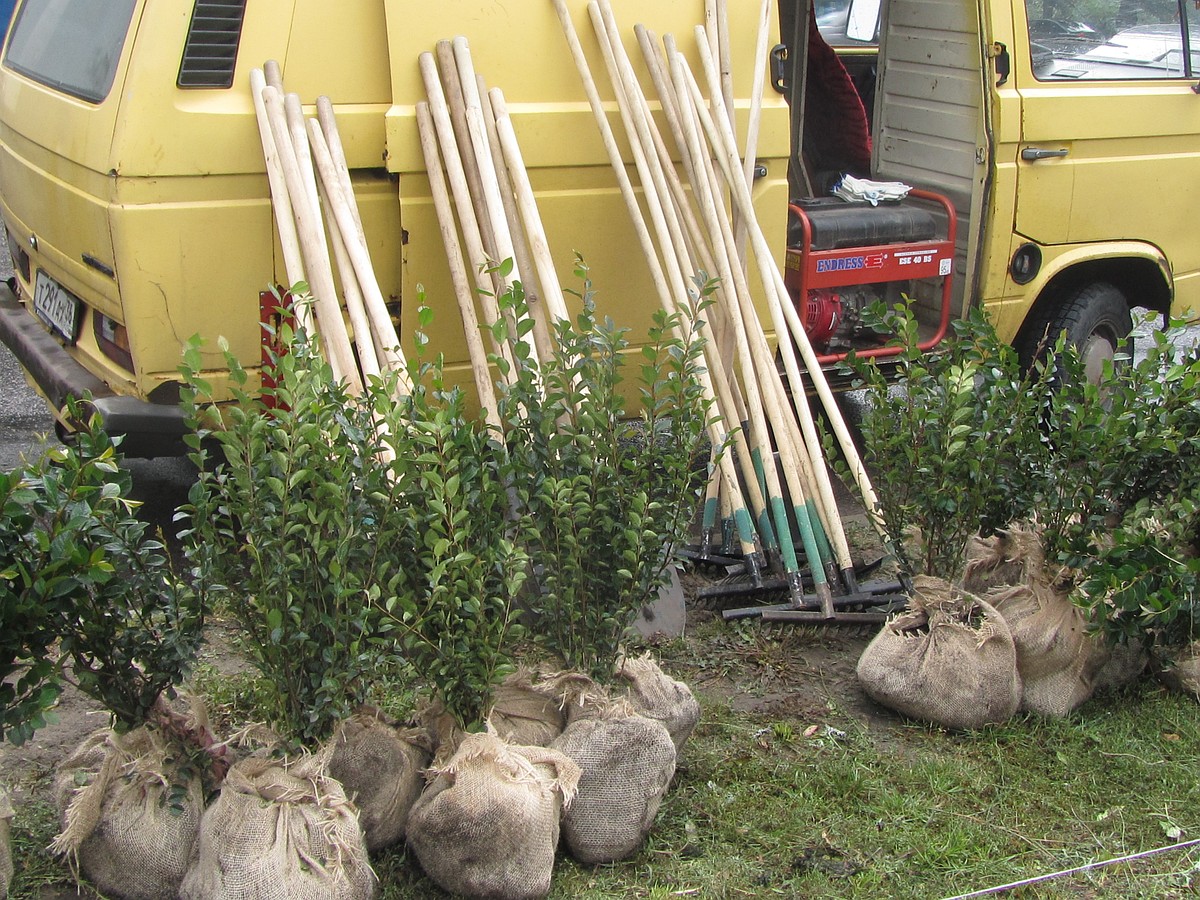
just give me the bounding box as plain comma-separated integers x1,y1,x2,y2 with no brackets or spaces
5,626,1199,899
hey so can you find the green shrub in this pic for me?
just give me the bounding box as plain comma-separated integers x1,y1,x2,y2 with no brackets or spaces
1068,332,1200,648
829,302,1052,577
372,314,527,731
183,297,526,737
1,409,203,745
181,322,398,744
835,302,1200,651
496,264,713,682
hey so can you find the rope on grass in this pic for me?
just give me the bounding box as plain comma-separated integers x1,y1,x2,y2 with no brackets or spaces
941,838,1200,899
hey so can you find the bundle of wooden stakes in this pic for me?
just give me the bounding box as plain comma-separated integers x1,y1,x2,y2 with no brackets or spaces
412,35,585,434
248,15,905,623
550,0,907,622
250,61,412,398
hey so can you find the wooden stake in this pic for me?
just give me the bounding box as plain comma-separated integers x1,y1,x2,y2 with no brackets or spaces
250,67,307,327
489,88,571,327
477,76,558,365
260,85,359,391
551,0,764,579
312,100,408,379
416,101,502,428
418,51,516,375
451,37,541,367
306,119,381,383
738,0,773,265
307,119,412,392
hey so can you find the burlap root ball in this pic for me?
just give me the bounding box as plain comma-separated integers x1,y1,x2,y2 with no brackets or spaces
180,751,375,900
615,653,701,754
551,699,677,865
985,580,1100,717
964,522,1147,714
50,726,206,900
406,731,580,900
1158,640,1200,699
487,670,566,747
328,709,432,852
857,576,1021,729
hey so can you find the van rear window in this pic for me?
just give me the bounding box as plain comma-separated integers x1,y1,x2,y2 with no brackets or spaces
4,0,136,103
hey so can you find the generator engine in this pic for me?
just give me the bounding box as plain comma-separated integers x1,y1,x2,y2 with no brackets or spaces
785,191,957,359
799,285,880,349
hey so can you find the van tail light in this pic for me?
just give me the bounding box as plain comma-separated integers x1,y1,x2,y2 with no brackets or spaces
6,229,30,283
94,312,134,371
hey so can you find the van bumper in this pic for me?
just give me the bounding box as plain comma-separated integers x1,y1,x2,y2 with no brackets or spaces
0,284,189,458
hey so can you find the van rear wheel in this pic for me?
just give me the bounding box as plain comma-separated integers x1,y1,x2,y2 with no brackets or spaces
1016,282,1133,383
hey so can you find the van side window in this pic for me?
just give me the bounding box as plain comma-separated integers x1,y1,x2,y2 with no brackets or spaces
1028,0,1198,80
4,0,136,103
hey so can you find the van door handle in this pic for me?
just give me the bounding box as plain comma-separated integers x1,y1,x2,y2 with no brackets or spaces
1021,147,1069,161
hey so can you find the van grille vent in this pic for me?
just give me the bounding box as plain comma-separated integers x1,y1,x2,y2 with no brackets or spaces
177,0,247,89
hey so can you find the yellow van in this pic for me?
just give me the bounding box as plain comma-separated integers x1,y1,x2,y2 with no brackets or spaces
0,0,1194,455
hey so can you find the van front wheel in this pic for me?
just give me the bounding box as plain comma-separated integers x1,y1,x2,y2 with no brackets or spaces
1016,282,1133,383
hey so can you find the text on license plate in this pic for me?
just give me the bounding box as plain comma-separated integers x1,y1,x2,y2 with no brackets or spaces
33,271,81,343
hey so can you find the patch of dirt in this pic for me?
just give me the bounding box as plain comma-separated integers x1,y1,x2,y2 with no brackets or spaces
671,605,902,734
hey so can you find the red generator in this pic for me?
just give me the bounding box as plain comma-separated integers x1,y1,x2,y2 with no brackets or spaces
785,188,957,363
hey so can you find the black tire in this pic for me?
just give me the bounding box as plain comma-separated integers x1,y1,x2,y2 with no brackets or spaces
1016,281,1133,384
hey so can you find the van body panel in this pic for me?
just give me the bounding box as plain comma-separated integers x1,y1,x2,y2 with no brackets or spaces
1,0,1195,453
109,191,269,379
1010,0,1200,318
0,0,141,328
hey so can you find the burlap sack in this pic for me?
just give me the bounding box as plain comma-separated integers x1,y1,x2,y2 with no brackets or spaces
0,787,13,900
1158,640,1200,699
488,670,566,747
551,698,677,864
180,750,375,900
984,581,1097,717
962,521,1046,594
50,726,205,900
328,709,432,852
615,653,701,753
857,576,1021,729
418,700,465,766
407,731,580,900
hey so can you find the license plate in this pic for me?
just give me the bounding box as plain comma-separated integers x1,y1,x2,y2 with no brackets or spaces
33,271,81,343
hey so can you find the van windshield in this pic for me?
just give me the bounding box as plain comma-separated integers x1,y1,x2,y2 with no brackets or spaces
4,0,136,103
